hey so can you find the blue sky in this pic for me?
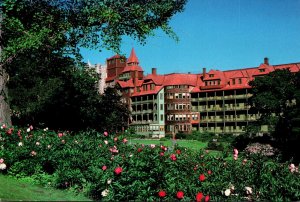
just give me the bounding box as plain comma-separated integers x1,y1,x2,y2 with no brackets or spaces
81,0,300,75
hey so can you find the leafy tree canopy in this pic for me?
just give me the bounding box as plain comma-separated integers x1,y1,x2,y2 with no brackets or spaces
1,0,187,66
248,69,300,160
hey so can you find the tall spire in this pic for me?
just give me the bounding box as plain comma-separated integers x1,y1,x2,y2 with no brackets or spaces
127,48,139,65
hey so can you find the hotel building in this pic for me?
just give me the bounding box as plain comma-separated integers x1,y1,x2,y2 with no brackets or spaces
105,49,300,137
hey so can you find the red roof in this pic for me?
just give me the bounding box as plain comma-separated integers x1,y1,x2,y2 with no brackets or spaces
162,73,199,86
122,65,143,73
127,48,139,64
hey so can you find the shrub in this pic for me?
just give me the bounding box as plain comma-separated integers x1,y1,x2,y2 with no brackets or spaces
206,140,224,151
1,126,300,201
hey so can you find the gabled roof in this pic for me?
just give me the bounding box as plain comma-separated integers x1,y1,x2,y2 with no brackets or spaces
144,74,165,85
122,65,143,73
162,73,198,86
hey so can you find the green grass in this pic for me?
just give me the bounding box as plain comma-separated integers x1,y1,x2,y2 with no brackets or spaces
0,174,91,201
129,139,208,150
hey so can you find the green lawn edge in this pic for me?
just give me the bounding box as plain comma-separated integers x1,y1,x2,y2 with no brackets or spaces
0,174,91,201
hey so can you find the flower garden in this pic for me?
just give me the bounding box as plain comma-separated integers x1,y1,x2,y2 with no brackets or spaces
0,124,300,201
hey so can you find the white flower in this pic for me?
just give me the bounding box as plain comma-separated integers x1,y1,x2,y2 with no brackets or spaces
101,189,109,197
224,189,231,196
26,128,30,132
36,142,40,146
107,179,112,184
245,187,252,195
47,145,51,149
43,127,48,131
129,154,133,158
0,163,7,170
104,140,108,145
18,142,23,147
1,124,6,129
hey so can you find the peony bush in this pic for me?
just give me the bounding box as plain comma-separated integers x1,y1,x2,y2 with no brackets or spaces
0,125,300,201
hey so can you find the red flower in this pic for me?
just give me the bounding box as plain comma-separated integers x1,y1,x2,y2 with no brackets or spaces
102,165,107,171
137,148,143,153
199,174,205,182
205,195,210,202
196,192,204,202
158,190,166,198
176,191,184,199
207,170,212,175
114,167,123,175
170,154,177,161
6,128,13,135
176,149,181,154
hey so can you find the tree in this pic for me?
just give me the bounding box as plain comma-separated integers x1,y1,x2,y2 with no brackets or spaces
248,69,300,160
0,0,188,125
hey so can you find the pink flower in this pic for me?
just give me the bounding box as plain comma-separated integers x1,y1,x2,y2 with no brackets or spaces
109,146,119,153
207,170,212,175
176,191,184,199
58,133,63,138
1,124,6,129
233,148,238,155
205,195,210,202
0,158,4,164
102,165,107,171
30,151,37,156
103,131,108,137
170,154,177,161
122,138,128,143
161,145,167,151
160,152,164,156
114,167,123,175
199,174,205,182
114,137,118,142
29,125,33,130
150,144,156,149
289,163,298,173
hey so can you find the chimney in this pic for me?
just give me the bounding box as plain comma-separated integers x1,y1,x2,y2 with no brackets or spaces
203,67,206,78
152,68,157,75
133,70,138,86
264,57,269,65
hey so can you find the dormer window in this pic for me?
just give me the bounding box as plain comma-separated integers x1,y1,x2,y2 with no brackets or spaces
209,74,214,78
259,69,265,72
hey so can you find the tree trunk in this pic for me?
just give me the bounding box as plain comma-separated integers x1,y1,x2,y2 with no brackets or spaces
0,11,12,126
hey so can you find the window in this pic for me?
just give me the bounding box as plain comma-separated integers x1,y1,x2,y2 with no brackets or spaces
160,93,163,100
259,69,265,72
151,84,155,90
232,79,235,85
160,104,163,110
160,115,164,121
238,78,242,84
209,74,214,78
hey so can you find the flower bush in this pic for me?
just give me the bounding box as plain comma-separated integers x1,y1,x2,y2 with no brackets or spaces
0,126,300,201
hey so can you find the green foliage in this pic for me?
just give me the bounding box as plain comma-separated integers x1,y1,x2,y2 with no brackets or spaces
1,126,300,201
248,69,300,161
1,0,187,64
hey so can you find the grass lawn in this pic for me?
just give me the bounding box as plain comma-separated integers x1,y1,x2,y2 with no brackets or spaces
129,139,208,150
0,174,91,201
